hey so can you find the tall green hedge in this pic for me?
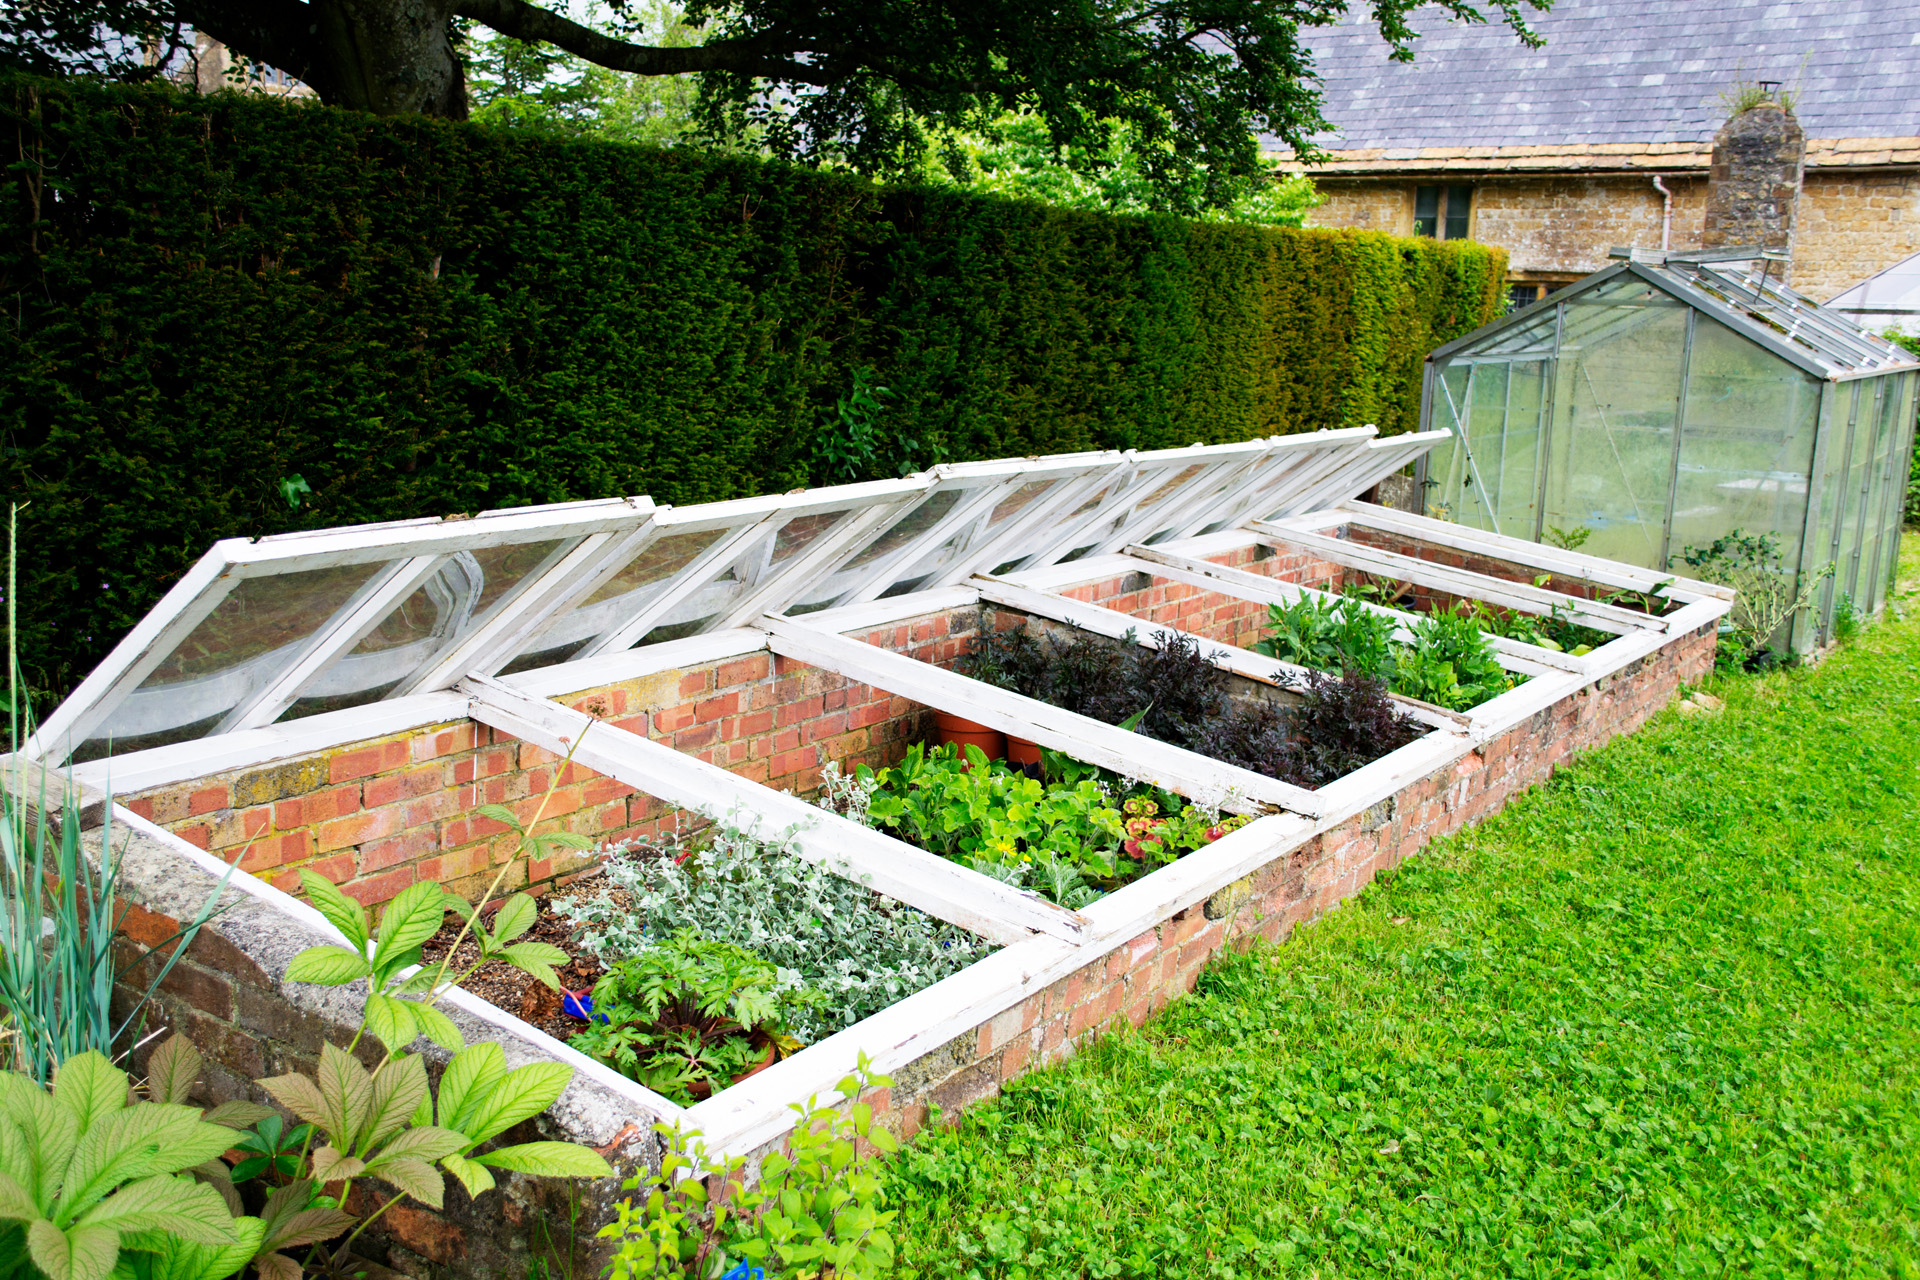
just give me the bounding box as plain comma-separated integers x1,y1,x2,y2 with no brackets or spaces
0,77,1505,698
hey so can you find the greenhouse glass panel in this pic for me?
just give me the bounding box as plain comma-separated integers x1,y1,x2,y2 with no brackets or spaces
1833,381,1881,604
1540,289,1689,567
1668,316,1820,570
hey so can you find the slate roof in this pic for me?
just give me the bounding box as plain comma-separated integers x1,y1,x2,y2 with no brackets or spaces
1296,0,1920,154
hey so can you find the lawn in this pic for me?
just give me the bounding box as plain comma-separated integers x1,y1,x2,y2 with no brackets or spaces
886,540,1920,1280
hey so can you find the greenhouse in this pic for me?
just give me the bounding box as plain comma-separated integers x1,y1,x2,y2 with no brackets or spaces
1420,248,1920,649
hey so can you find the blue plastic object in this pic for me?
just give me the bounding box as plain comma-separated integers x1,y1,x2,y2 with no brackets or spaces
561,989,607,1024
718,1262,765,1280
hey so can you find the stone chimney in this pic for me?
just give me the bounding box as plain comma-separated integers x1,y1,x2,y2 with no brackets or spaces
1701,102,1806,275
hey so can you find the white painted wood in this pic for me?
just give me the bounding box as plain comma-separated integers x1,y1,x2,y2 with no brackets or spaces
27,549,243,761
758,614,1326,817
790,587,983,638
1336,502,1735,602
1249,523,1655,634
460,675,1084,946
227,501,654,575
1240,435,1386,522
927,462,1134,589
1111,545,1593,676
70,691,473,797
838,476,1028,607
220,554,451,733
503,629,771,700
1311,728,1478,815
969,575,1468,731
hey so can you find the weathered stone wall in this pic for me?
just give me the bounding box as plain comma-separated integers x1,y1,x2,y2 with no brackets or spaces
1702,104,1805,264
1796,169,1920,302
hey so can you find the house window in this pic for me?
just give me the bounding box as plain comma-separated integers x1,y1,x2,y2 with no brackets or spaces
1414,185,1473,239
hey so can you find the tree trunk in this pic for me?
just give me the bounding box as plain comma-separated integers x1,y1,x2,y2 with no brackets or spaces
310,0,467,117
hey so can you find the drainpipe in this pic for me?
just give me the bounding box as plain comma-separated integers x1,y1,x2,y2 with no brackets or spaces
1651,175,1673,252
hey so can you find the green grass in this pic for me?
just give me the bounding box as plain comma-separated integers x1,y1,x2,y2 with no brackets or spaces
886,541,1920,1279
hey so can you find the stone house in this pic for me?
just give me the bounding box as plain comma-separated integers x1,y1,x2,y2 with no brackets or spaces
1289,0,1920,306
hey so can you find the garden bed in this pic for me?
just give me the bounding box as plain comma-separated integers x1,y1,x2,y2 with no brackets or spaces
44,436,1728,1279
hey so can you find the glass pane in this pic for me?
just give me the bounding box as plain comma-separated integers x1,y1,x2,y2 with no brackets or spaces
637,560,742,646
1540,292,1690,568
280,538,573,720
501,527,730,674
88,563,383,754
1853,376,1902,608
986,479,1058,530
1413,185,1439,237
1493,360,1549,540
1833,382,1879,601
1444,185,1472,240
768,511,847,569
1668,317,1821,575
842,488,963,572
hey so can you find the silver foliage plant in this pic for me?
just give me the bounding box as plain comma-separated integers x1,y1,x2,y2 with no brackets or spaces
555,802,995,1042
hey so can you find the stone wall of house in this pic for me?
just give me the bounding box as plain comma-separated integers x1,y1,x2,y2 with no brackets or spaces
1795,170,1920,302
1312,175,1710,282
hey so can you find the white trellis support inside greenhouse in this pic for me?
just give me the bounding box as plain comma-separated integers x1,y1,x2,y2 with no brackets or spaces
18,422,1731,1177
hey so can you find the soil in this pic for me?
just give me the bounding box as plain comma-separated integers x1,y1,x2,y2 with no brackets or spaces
419,896,606,1044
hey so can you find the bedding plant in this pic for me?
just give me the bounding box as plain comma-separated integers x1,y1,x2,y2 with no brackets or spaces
1252,593,1525,712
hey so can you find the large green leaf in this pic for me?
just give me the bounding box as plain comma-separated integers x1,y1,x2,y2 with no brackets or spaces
198,1101,274,1132
122,1215,265,1280
472,1142,614,1179
142,1039,199,1109
369,1157,442,1209
487,894,536,946
51,1055,126,1137
409,1003,465,1054
311,1045,373,1148
72,1175,235,1244
307,1146,364,1184
361,994,420,1055
437,1153,495,1199
473,804,523,831
369,1126,465,1165
434,1044,507,1136
371,882,453,975
298,872,368,954
499,943,566,990
360,1056,428,1153
26,1219,117,1280
254,1179,353,1253
60,1108,233,1222
458,1063,573,1147
283,946,370,987
256,1074,327,1133
0,1170,38,1222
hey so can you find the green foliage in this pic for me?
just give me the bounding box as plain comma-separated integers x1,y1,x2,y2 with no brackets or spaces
571,933,811,1104
1674,528,1829,664
884,581,1920,1276
912,109,1322,226
599,1058,899,1280
1250,595,1397,680
0,1051,260,1280
808,368,939,485
857,741,1238,905
1541,523,1593,551
1881,330,1920,524
0,75,1507,702
1252,593,1518,711
555,814,993,1040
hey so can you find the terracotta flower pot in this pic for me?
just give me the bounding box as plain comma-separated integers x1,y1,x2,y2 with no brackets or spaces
933,709,1005,763
1005,735,1042,769
686,1037,780,1101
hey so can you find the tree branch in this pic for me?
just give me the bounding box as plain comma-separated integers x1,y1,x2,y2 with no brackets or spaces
176,0,327,86
453,0,832,83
